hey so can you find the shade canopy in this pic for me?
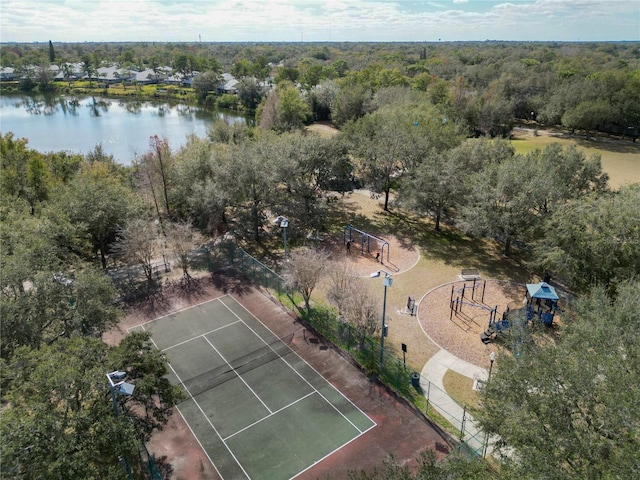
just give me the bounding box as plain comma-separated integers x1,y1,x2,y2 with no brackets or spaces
526,282,559,301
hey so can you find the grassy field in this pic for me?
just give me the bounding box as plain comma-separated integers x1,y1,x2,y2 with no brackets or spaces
307,123,639,189
510,128,639,189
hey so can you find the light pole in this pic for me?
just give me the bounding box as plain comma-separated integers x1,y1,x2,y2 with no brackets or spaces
273,215,288,259
281,218,288,259
371,269,393,366
106,371,135,479
488,352,496,381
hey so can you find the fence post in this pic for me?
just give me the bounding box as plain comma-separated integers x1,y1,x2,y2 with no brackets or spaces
425,381,431,415
460,404,467,441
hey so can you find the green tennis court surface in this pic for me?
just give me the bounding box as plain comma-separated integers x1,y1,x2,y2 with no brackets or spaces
130,295,376,479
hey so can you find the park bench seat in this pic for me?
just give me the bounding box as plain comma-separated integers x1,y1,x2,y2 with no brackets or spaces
461,268,481,280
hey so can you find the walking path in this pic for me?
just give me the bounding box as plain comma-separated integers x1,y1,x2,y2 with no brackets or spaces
420,349,490,454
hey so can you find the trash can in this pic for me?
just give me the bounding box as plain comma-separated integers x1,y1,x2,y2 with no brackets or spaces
411,372,421,389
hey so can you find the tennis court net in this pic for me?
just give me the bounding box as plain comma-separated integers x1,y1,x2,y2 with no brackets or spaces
177,333,297,401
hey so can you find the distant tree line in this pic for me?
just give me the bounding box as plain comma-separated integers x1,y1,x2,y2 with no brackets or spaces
2,41,639,137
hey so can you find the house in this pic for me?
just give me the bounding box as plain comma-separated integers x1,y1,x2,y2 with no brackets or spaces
218,72,239,94
133,68,167,85
0,67,18,81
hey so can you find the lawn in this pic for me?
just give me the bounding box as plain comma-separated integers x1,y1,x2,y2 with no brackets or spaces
510,128,639,189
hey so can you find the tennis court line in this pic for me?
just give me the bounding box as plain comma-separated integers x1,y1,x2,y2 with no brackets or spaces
125,295,227,331
219,297,377,435
161,319,242,351
141,323,249,480
201,334,274,414
223,391,316,441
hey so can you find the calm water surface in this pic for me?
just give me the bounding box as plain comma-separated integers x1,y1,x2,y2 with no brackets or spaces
0,94,250,164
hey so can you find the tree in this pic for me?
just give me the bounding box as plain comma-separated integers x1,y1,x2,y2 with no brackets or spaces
308,79,339,121
236,76,266,112
478,281,640,479
192,71,220,103
331,83,373,127
165,220,203,285
257,81,310,132
327,264,380,345
0,254,120,360
231,58,252,78
60,162,137,268
273,132,352,235
0,333,183,478
134,136,174,232
533,185,640,292
171,136,230,233
48,40,55,62
561,99,616,134
401,138,514,230
461,153,539,257
461,143,608,256
348,451,492,480
218,139,279,242
283,248,328,312
113,218,159,286
80,53,95,86
347,103,459,211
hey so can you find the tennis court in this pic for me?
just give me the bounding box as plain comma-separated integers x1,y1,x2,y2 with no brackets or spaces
130,295,376,480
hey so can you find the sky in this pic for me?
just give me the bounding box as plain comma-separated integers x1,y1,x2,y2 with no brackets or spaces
1,0,639,43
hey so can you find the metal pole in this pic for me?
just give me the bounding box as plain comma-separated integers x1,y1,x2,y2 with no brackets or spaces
283,226,287,258
380,282,387,366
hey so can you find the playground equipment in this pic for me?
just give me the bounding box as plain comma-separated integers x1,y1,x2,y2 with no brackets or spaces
343,225,390,263
524,282,560,325
449,280,498,324
480,281,561,355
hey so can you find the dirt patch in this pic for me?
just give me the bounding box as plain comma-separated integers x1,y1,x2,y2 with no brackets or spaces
418,280,524,367
106,272,453,479
305,121,339,138
319,231,420,277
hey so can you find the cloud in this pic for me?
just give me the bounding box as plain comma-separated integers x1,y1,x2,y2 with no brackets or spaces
0,0,638,42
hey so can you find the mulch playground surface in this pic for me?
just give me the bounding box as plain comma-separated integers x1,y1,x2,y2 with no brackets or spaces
105,271,453,480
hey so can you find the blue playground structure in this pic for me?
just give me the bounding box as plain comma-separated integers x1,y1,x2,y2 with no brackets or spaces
343,225,390,264
480,281,561,356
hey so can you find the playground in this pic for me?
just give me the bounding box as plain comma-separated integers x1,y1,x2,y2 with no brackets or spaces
319,226,420,277
419,280,524,366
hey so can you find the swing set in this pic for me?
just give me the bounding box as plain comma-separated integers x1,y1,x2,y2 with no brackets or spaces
343,224,390,263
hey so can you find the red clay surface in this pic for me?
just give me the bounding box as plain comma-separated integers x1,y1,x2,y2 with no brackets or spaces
105,270,453,479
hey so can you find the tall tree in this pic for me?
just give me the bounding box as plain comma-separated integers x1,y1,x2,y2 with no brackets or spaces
478,281,640,480
113,218,159,287
273,132,352,235
0,333,183,478
327,264,380,346
59,162,137,268
48,40,55,62
347,103,459,211
257,80,310,132
192,71,220,103
165,220,203,285
533,185,640,292
283,248,328,312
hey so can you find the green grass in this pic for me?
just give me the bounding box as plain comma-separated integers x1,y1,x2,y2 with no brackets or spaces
510,132,640,189
443,369,482,414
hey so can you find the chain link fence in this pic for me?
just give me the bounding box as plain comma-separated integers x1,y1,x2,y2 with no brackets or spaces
217,243,489,459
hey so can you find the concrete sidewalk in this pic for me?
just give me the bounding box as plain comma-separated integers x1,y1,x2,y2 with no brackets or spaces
420,349,490,455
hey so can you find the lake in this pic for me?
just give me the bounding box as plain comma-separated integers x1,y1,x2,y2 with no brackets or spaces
0,94,251,164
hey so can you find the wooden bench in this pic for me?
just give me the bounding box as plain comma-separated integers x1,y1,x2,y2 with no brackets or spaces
461,268,481,280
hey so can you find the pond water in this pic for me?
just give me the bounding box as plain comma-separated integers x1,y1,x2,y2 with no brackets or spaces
0,94,251,164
